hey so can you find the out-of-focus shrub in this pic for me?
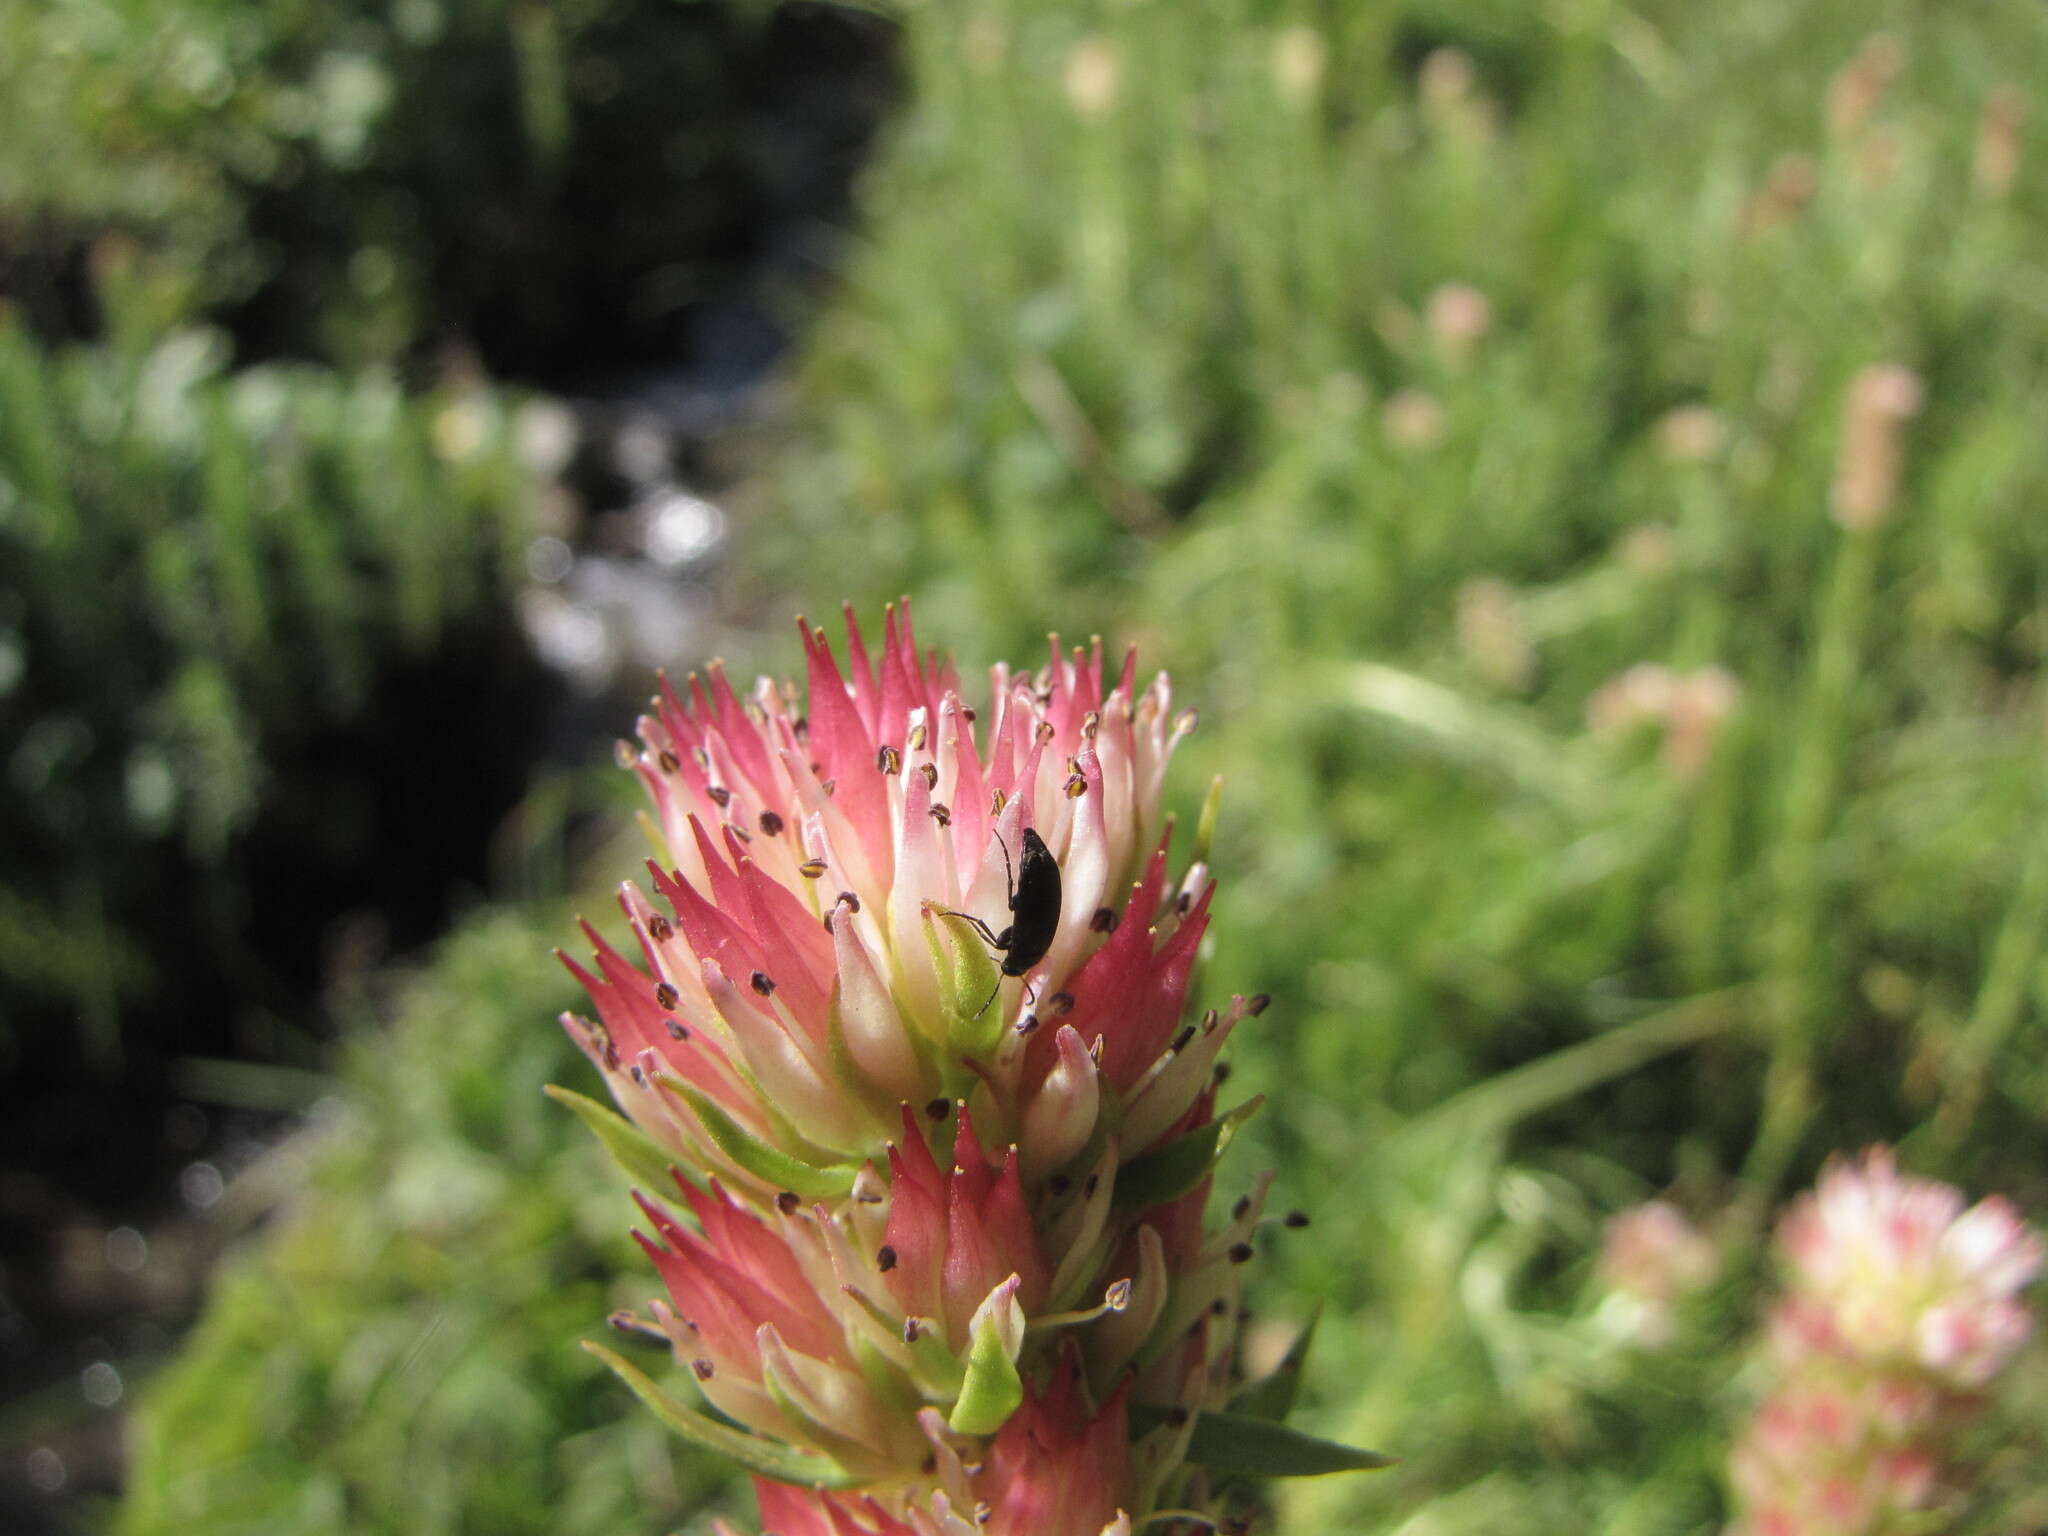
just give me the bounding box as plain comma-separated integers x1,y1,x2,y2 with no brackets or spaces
0,281,542,1174
0,0,897,376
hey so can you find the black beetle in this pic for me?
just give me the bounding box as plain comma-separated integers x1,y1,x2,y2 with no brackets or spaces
946,826,1061,1016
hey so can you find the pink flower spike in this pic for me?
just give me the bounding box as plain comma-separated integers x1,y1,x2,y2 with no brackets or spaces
1728,1147,2041,1535
560,611,1281,1525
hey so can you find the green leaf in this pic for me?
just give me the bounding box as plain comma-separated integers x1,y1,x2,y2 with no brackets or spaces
581,1341,858,1487
924,906,1005,1060
1114,1095,1264,1209
845,1289,962,1400
1229,1303,1321,1423
947,1310,1024,1435
1130,1404,1393,1477
662,1077,859,1201
543,1084,699,1195
1192,774,1224,867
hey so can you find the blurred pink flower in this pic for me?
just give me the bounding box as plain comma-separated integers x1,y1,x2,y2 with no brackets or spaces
1597,1201,1716,1345
1727,1148,2041,1536
1774,1147,2040,1389
1730,1379,1940,1536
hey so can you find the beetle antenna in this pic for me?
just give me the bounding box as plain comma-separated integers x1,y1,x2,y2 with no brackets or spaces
973,972,1003,1020
992,826,1016,902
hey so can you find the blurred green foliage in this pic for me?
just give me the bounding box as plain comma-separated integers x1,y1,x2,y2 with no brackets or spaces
110,1,2048,1534
0,0,891,375
116,909,745,1536
0,264,538,1187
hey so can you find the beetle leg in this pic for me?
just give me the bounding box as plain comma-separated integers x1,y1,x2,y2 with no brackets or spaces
937,908,1004,950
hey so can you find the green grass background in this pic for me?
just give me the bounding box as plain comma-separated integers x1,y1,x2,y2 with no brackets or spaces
13,0,2042,1531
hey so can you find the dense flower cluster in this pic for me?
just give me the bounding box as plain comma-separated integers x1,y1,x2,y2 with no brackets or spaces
1728,1148,2041,1536
557,606,1284,1535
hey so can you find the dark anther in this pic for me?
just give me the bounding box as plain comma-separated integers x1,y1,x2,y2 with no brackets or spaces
930,802,952,827
654,981,680,1010
707,785,732,808
1247,993,1272,1016
629,1065,647,1087
666,1021,690,1041
960,706,977,724
1165,1406,1192,1428
1064,773,1087,799
821,779,837,797
799,859,828,879
759,810,785,836
920,762,939,790
728,823,751,843
602,1040,621,1070
903,1319,923,1343
1284,1210,1311,1229
838,891,861,914
1175,889,1193,915
1090,906,1119,933
1214,1063,1233,1084
1172,1026,1195,1053
1233,1194,1252,1220
877,744,902,775
1084,1174,1100,1198
1229,1241,1256,1264
657,749,681,774
776,1191,801,1215
647,913,674,943
877,1245,898,1272
692,1358,715,1380
925,1098,950,1123
1048,1175,1072,1198
750,971,776,997
1210,1297,1231,1315
1049,991,1076,1014
1015,1013,1040,1036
